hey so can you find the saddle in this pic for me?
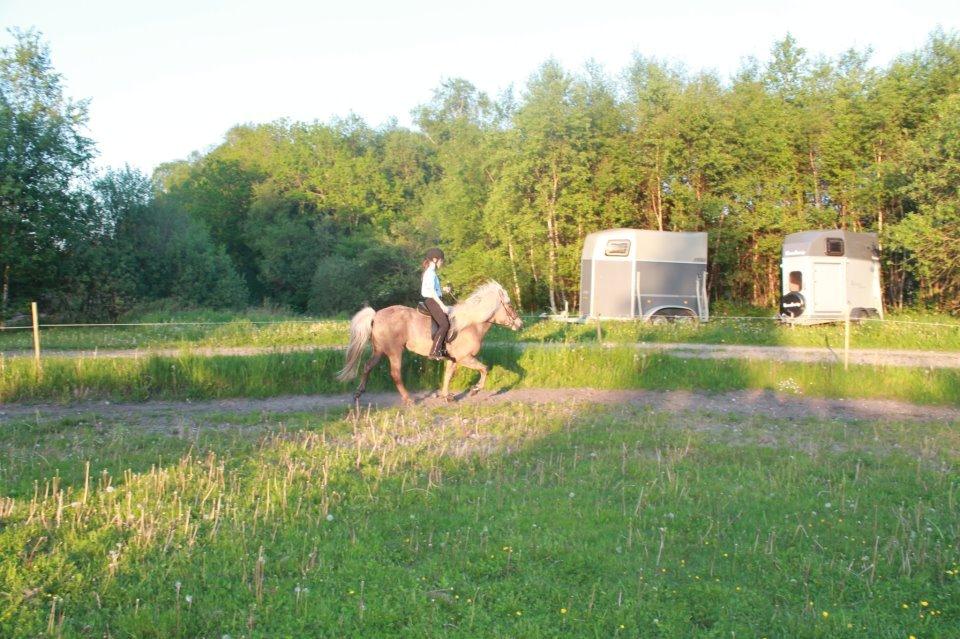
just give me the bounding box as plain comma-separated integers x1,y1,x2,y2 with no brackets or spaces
417,302,458,343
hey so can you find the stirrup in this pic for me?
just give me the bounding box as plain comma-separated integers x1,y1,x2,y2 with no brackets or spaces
428,347,451,361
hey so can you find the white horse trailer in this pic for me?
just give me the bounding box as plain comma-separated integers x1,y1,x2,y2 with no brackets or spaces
779,230,883,324
579,229,709,321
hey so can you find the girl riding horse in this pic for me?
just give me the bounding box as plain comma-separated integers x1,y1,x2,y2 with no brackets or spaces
421,248,450,360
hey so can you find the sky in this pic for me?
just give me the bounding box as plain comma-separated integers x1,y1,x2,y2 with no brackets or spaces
2,0,957,174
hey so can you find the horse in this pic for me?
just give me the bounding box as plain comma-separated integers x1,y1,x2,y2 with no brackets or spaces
336,281,523,404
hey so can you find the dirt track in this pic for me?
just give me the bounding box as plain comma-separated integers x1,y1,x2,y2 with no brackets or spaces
2,388,958,428
3,341,958,368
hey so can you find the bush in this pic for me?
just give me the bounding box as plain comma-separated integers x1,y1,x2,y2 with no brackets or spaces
309,244,417,314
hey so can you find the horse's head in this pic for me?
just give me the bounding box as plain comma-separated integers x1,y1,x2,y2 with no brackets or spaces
452,281,523,331
492,288,523,331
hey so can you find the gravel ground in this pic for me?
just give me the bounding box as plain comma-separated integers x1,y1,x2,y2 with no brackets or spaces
2,340,959,367
2,388,958,430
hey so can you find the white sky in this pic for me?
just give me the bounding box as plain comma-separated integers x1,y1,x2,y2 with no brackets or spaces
2,0,956,174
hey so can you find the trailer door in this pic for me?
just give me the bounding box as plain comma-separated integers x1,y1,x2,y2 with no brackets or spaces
593,259,633,318
812,262,844,313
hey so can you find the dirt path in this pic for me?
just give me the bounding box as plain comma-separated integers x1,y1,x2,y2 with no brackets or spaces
2,388,958,428
3,341,958,368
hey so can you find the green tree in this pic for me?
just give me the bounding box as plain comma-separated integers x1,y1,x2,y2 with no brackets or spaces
889,93,960,312
0,29,94,318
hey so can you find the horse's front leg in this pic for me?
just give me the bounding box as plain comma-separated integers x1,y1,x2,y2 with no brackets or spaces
456,355,488,396
439,360,458,401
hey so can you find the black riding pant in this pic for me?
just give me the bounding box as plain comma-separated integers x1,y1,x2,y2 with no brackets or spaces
424,298,449,355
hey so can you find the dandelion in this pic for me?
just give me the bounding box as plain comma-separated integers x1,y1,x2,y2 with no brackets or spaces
560,608,567,614
326,514,334,521
185,595,193,605
920,600,929,607
821,611,829,619
515,610,522,616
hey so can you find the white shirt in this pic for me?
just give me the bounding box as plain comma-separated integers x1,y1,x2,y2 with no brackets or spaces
421,263,447,311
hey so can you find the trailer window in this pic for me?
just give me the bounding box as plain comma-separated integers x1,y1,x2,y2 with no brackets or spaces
604,240,630,257
825,238,844,256
789,271,802,292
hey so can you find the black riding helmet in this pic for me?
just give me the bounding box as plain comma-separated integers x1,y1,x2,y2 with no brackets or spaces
425,248,445,262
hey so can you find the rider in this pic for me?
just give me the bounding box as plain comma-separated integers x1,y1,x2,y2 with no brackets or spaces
421,248,450,360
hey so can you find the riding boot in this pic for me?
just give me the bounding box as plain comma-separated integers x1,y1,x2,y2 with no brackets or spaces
429,329,449,360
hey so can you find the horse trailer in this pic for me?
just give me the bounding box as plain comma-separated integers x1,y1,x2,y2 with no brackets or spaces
779,230,883,324
579,229,709,321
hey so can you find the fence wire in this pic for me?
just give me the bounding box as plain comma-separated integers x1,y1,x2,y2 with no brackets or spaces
1,314,958,331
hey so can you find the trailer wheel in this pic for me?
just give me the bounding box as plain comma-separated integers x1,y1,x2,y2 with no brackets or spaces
649,308,697,325
849,308,869,324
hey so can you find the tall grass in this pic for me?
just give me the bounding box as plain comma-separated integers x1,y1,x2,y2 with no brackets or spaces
1,403,957,637
2,346,958,405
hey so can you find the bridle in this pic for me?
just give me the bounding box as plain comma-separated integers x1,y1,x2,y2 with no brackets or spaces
494,290,520,327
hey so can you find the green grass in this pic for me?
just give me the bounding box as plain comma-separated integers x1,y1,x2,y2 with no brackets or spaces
496,312,960,351
2,308,957,353
0,309,346,351
1,403,957,637
2,346,958,406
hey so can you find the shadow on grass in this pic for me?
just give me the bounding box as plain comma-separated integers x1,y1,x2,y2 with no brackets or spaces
4,400,957,637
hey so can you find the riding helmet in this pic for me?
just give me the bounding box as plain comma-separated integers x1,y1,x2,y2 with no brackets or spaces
425,248,445,262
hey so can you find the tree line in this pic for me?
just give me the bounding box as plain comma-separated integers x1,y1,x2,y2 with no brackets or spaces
2,28,958,322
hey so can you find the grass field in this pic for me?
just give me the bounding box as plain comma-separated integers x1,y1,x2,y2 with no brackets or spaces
1,402,957,637
2,346,959,406
2,308,959,353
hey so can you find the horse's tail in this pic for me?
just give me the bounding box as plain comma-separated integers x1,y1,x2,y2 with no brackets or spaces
337,306,376,382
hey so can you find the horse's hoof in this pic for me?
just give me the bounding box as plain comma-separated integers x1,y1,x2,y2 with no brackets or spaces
469,386,482,396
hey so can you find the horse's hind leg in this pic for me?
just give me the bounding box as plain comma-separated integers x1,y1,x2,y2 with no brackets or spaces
354,350,383,401
456,355,488,396
387,351,412,405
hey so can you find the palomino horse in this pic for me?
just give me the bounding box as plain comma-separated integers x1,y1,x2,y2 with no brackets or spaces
337,281,523,403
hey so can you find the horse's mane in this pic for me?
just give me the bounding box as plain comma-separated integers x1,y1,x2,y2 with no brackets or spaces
449,281,508,327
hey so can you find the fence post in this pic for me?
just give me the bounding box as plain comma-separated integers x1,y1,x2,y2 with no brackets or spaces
31,301,41,372
595,317,603,343
843,316,850,371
